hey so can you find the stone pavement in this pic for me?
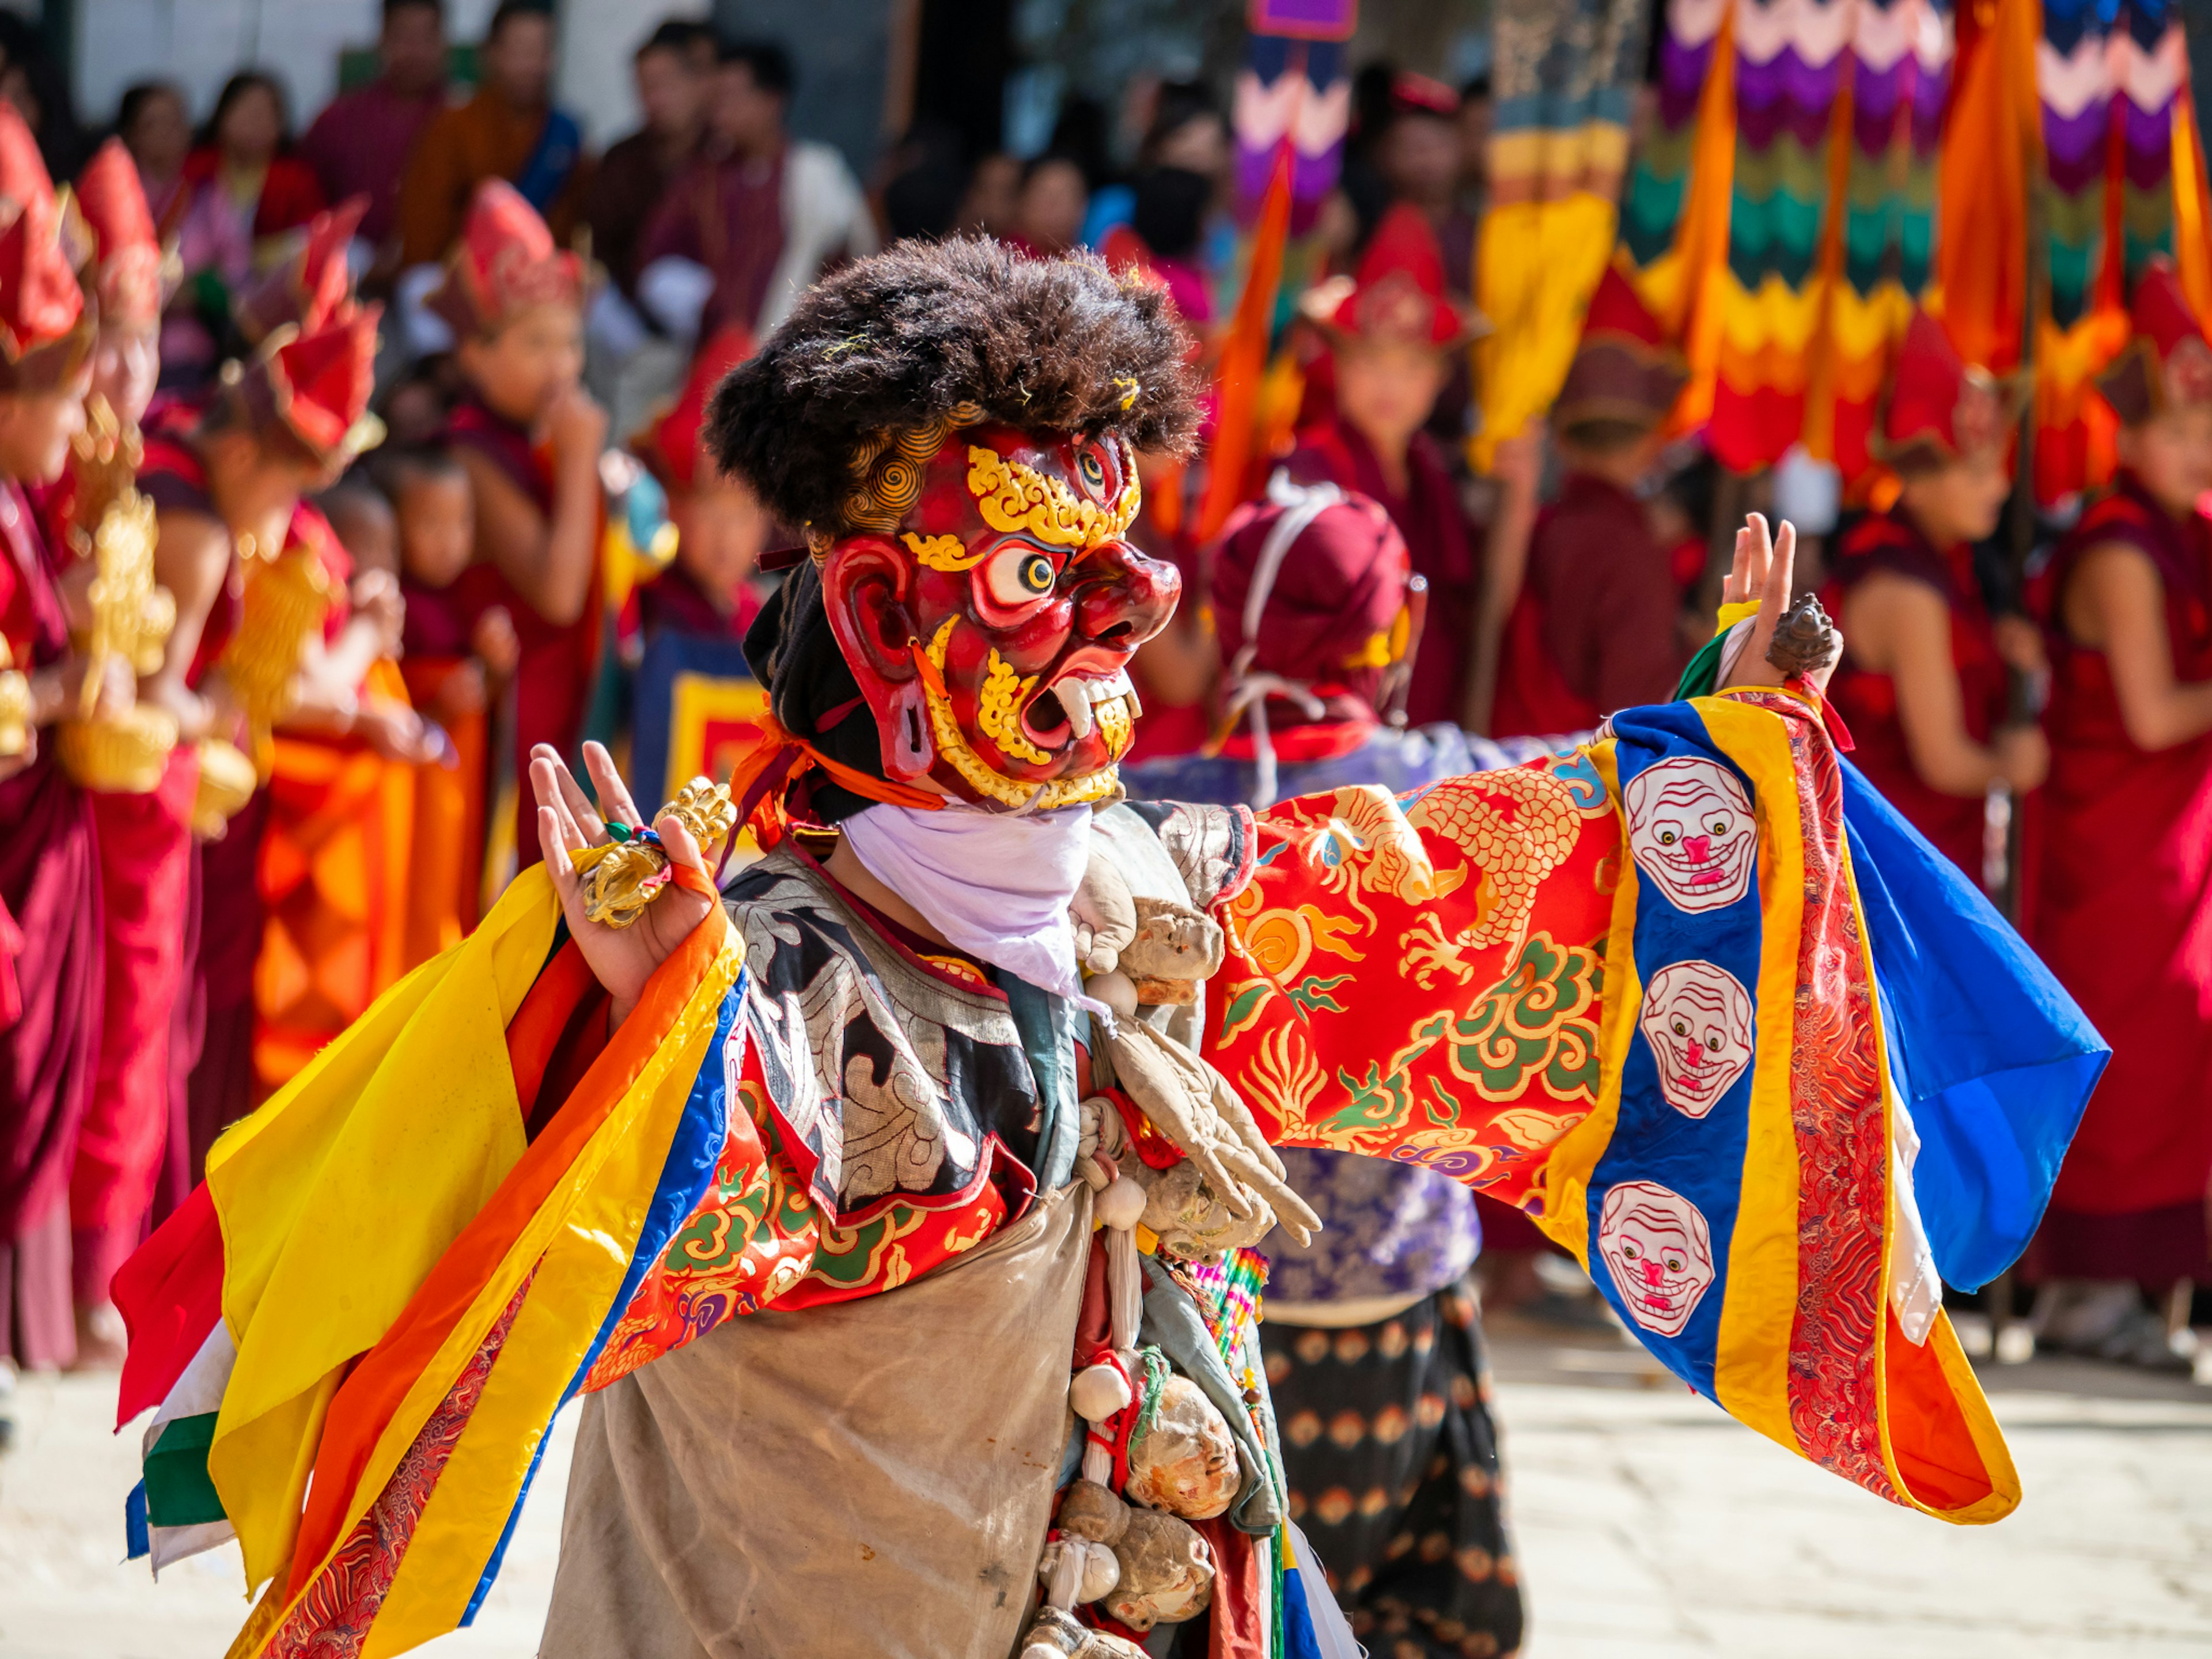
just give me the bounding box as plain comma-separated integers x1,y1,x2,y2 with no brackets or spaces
4,1325,2211,1658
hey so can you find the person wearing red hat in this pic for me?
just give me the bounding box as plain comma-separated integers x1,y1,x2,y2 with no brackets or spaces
0,104,129,1384
1121,475,1533,1656
2027,263,2212,1340
1287,202,1494,730
1819,310,2046,881
630,324,767,647
66,253,382,1363
1490,265,1691,741
427,177,603,873
617,325,775,818
74,138,165,435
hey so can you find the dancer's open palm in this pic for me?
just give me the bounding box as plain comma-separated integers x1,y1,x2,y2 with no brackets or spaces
532,741,718,1025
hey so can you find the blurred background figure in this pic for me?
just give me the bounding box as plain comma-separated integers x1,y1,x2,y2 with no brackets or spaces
429,180,600,873
1005,151,1088,257
1491,269,1690,740
298,0,452,293
635,39,875,357
398,0,591,292
115,79,191,232
1821,311,2043,882
164,70,325,385
1287,204,1488,730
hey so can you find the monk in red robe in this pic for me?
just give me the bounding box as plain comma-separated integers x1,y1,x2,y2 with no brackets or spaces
0,109,120,1377
71,251,378,1361
2031,264,2212,1312
1821,310,2046,882
1493,267,1690,737
429,180,602,870
1285,204,1486,729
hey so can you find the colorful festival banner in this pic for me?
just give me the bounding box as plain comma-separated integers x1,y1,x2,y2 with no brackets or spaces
1473,0,1652,467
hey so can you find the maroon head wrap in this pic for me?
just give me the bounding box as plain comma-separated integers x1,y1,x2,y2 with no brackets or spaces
1211,475,1422,730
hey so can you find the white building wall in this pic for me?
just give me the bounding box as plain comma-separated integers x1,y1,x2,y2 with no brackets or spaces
67,0,664,137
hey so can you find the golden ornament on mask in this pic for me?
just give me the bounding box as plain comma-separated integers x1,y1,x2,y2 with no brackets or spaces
978,649,1049,767
903,531,985,573
920,618,1121,810
965,445,1139,551
581,777,738,929
1095,688,1134,760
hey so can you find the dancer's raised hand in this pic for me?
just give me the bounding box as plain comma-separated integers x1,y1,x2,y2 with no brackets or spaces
532,740,717,1026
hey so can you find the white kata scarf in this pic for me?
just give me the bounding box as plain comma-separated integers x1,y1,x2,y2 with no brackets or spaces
839,799,1108,1019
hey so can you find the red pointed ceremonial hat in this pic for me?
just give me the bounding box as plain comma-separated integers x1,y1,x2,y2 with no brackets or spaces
2094,259,2212,425
0,103,93,392
1873,308,2020,465
75,138,164,331
425,179,585,338
1300,203,1484,350
234,195,368,347
642,323,755,492
1552,264,1686,431
233,304,386,467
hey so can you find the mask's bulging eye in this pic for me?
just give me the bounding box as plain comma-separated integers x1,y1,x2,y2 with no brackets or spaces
978,538,1064,611
1077,448,1107,497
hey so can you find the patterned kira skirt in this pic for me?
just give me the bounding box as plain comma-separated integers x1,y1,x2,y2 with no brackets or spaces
1258,1283,1525,1659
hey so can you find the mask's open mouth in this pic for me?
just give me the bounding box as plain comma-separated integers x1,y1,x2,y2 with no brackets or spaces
1021,666,1141,749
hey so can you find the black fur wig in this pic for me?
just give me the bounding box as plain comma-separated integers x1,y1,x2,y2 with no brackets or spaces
705,237,1202,541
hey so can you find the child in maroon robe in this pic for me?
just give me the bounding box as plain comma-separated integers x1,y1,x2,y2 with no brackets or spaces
388,448,517,956
0,108,119,1377
1820,310,2046,882
1493,267,1690,738
2029,264,2212,1330
1285,204,1486,729
427,180,602,870
631,325,767,646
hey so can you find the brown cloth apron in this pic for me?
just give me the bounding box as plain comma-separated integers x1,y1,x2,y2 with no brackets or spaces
543,1183,1092,1658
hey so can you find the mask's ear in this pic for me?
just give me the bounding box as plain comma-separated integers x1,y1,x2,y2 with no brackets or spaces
819,533,926,778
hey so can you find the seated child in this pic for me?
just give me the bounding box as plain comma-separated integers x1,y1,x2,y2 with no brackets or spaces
382,446,519,953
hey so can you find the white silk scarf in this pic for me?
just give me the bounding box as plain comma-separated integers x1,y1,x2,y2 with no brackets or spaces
839,799,1108,1019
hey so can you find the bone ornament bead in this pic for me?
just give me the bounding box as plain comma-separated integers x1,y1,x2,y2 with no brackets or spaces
1103,1017,1319,1244
1071,853,1138,976
1069,1361,1134,1422
1118,896,1226,982
1123,1374,1241,1520
1096,1175,1146,1232
1017,1605,1149,1659
1088,968,1139,1022
1054,1480,1216,1631
1130,1157,1274,1257
1037,1535,1122,1604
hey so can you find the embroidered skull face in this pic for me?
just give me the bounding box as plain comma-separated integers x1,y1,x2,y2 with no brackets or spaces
1624,757,1756,912
1639,960,1754,1118
1597,1180,1715,1338
820,421,1179,812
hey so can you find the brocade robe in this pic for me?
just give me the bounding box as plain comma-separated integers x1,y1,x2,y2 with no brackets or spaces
114,690,2103,1657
